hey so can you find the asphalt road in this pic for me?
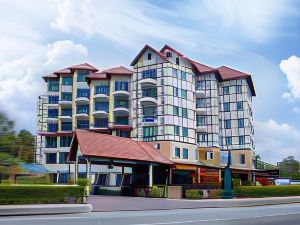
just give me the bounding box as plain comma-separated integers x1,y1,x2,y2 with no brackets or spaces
1,203,300,225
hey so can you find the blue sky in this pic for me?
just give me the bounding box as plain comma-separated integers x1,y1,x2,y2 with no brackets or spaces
0,0,299,163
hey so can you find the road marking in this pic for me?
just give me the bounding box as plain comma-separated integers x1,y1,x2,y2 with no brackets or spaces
130,212,300,225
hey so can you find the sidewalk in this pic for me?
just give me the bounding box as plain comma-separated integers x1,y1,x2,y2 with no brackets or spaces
88,195,300,212
0,204,92,216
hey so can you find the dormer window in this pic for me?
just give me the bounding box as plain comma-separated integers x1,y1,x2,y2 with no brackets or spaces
176,57,179,65
166,52,172,58
148,53,152,60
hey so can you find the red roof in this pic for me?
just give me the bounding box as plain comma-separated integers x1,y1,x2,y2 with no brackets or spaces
130,44,169,66
101,66,133,75
160,45,184,57
218,66,250,80
190,60,217,74
68,63,98,72
42,73,58,81
87,72,108,80
54,68,71,74
69,129,173,165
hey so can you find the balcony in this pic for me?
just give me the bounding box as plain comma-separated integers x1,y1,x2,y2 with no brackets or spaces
196,107,210,115
140,78,157,86
59,110,72,121
114,117,129,125
195,89,205,97
113,90,129,97
141,69,156,86
196,125,207,132
76,96,89,104
59,100,72,107
142,116,158,126
61,123,73,131
94,86,110,100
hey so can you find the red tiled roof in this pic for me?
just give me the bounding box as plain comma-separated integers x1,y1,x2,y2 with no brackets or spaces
54,68,71,74
130,44,170,66
87,72,108,80
101,66,133,75
69,129,173,165
160,45,184,57
190,60,217,74
42,73,57,81
68,63,98,72
217,66,250,80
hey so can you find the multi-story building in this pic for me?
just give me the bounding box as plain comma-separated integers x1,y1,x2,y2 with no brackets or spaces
36,63,133,183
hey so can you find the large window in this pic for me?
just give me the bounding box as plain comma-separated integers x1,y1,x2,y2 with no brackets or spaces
182,127,188,137
205,151,214,160
236,85,242,93
61,122,72,131
77,71,89,82
95,102,109,112
61,93,72,101
175,147,180,158
237,101,243,110
174,126,180,135
48,80,59,92
46,136,57,148
223,86,229,95
143,126,157,138
198,133,207,142
95,86,110,95
181,71,186,81
183,148,188,159
142,88,157,98
95,173,108,185
225,137,232,145
173,106,179,116
181,90,187,99
94,118,108,128
224,119,231,129
77,89,90,98
238,118,244,128
142,69,157,79
59,152,69,164
46,153,57,164
61,109,72,117
48,109,58,118
115,117,129,125
77,105,89,114
182,108,187,118
60,136,72,147
224,102,230,112
239,136,245,145
115,81,128,91
196,98,206,108
197,116,206,126
196,81,205,90
77,120,89,129
48,123,58,132
48,95,58,104
62,77,73,85
240,154,246,164
114,100,128,108
172,68,178,78
173,87,179,97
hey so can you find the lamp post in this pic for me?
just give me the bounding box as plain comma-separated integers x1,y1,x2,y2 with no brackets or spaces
222,150,232,199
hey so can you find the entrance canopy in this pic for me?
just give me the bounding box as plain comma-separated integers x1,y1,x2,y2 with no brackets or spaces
68,129,173,166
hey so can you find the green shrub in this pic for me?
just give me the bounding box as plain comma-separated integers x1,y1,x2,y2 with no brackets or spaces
0,185,84,205
208,189,222,199
233,179,241,187
15,175,52,185
97,188,121,196
186,189,203,199
234,185,300,198
149,186,163,198
77,178,90,186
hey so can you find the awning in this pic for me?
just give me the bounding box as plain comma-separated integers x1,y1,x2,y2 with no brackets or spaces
20,163,49,174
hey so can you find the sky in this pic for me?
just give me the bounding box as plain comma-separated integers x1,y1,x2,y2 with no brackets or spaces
0,0,299,163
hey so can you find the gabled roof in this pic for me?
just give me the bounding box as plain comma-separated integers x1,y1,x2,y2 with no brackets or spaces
130,44,169,66
54,68,71,74
68,129,173,165
68,63,98,72
190,60,217,74
42,73,57,81
101,66,133,75
217,66,250,80
87,72,108,80
160,44,184,57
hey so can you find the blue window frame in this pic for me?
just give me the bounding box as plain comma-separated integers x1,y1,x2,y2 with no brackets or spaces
61,92,72,101
224,119,231,129
48,109,58,118
46,153,57,164
142,88,157,98
59,152,69,164
46,136,57,148
196,98,205,108
77,120,89,129
223,86,229,95
61,109,72,117
115,81,128,91
173,106,179,116
181,71,186,80
181,90,187,99
77,71,89,82
94,118,108,128
224,102,230,112
114,100,128,108
48,95,58,104
173,87,179,97
143,126,157,138
196,81,205,90
239,136,245,145
77,105,89,114
225,137,232,145
48,80,59,92
48,123,58,132
175,147,180,158
142,69,157,79
61,122,72,131
115,117,129,125
60,136,72,147
183,148,188,159
236,85,242,93
197,116,206,126
95,102,109,112
237,101,243,110
62,77,73,85
182,127,188,137
95,86,110,95
77,89,90,98
238,119,244,128
174,126,180,135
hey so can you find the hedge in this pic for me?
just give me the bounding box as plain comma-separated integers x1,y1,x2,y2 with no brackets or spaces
0,185,85,204
186,189,203,199
234,185,300,198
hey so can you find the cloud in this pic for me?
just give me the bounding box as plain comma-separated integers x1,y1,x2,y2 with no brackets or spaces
0,40,88,133
280,55,300,100
293,107,300,113
255,120,300,163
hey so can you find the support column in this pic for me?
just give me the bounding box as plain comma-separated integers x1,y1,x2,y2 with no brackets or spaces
149,163,153,187
169,168,173,185
75,158,78,184
86,159,91,180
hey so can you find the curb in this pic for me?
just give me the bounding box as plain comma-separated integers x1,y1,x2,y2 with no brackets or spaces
0,204,92,216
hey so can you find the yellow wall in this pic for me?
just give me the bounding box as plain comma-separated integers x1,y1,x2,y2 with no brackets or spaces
198,147,220,167
230,149,254,170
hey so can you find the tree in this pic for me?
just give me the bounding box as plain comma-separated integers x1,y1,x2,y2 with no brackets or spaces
14,130,35,163
279,156,300,180
0,113,16,154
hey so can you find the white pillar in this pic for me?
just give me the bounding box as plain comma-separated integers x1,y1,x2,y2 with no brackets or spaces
149,163,153,187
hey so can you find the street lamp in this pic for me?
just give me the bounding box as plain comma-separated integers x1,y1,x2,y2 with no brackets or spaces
222,150,232,199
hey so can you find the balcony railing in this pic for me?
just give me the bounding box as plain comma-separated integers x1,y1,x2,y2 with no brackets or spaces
114,101,129,108
61,110,72,117
95,86,110,95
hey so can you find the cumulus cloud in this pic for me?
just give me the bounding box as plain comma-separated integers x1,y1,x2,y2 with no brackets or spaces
280,55,300,101
255,120,300,163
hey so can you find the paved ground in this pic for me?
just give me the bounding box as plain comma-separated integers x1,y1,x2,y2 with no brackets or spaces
88,195,300,211
1,203,300,225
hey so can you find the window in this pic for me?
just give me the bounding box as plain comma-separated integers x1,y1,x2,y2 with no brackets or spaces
142,69,157,79
173,106,179,116
116,130,130,137
181,71,186,80
181,90,187,99
224,102,230,112
172,68,177,77
238,119,244,128
46,137,57,148
239,136,245,145
147,53,152,60
143,126,157,138
236,85,242,93
182,127,188,137
48,123,58,132
142,88,157,98
95,174,108,185
196,81,205,90
115,81,128,91
60,136,72,147
48,80,59,92
224,119,231,129
115,117,129,125
77,105,89,114
95,86,109,95
173,87,179,97
77,89,90,98
77,120,89,129
62,77,73,85
95,102,109,112
46,153,57,164
175,147,180,158
176,57,179,65
205,151,214,160
182,108,187,118
48,109,58,118
223,86,229,95
166,52,172,58
61,93,72,101
77,71,89,82
61,122,72,131
225,137,232,145
196,98,205,108
61,109,72,117
237,101,243,110
94,118,108,128
197,116,206,126
198,133,207,142
59,152,69,164
174,126,180,135
240,154,246,164
48,95,58,104
183,148,188,159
